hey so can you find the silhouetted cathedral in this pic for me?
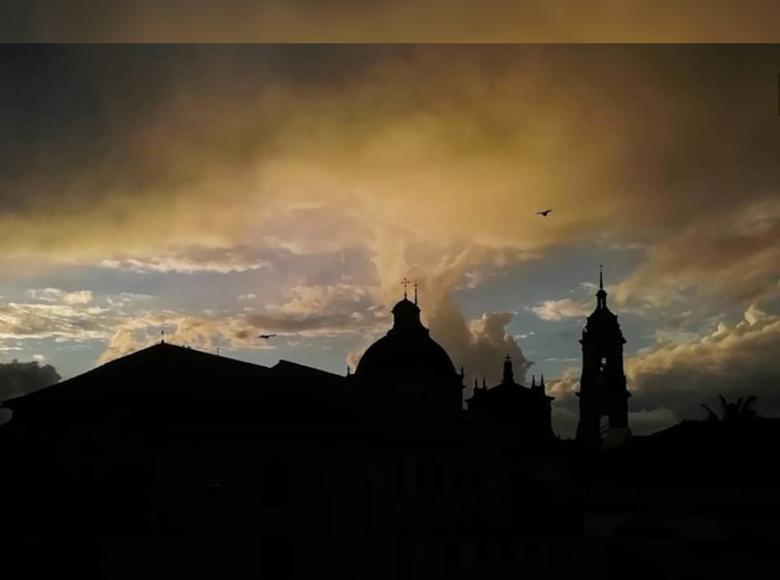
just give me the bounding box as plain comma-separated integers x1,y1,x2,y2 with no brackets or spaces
4,270,779,578
0,283,563,579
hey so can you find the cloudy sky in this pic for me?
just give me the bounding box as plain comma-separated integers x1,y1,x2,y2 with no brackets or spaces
2,1,779,42
0,44,778,436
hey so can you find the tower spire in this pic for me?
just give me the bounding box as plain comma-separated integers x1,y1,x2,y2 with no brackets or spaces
596,265,608,309
414,281,418,305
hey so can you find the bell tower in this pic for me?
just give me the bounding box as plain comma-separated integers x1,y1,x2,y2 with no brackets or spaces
576,267,630,449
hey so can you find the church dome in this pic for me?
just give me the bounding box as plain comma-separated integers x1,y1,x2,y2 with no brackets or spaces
355,297,458,382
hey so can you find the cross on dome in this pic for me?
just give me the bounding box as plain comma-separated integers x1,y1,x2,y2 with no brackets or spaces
401,277,411,299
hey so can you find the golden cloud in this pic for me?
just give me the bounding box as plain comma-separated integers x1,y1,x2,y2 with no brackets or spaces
1,45,777,327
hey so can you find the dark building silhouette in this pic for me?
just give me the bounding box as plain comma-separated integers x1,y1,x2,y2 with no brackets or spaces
353,288,464,423
466,356,554,441
0,289,576,579
576,267,630,449
2,275,780,577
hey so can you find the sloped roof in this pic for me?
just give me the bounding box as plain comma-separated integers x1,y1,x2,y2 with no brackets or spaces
4,342,269,408
271,359,345,384
5,342,346,410
2,342,361,434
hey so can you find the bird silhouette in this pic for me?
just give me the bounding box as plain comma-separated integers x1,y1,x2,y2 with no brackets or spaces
258,334,277,339
535,209,552,217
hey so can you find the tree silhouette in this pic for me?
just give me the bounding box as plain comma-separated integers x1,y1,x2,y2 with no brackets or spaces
701,394,758,423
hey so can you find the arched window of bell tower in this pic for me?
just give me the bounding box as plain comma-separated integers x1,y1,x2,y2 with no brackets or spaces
599,416,610,437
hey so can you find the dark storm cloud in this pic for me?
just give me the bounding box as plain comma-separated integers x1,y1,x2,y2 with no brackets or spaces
0,359,60,401
0,44,401,259
2,1,780,42
1,46,777,317
2,45,778,277
0,45,321,201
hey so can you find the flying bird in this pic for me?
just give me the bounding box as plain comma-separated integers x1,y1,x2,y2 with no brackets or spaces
258,334,277,339
535,209,552,217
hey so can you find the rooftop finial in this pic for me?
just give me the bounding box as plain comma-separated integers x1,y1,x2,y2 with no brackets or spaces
596,265,608,309
401,276,411,299
502,354,514,384
161,318,166,344
414,281,418,305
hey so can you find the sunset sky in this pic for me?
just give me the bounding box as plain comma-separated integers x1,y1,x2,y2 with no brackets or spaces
1,44,778,436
